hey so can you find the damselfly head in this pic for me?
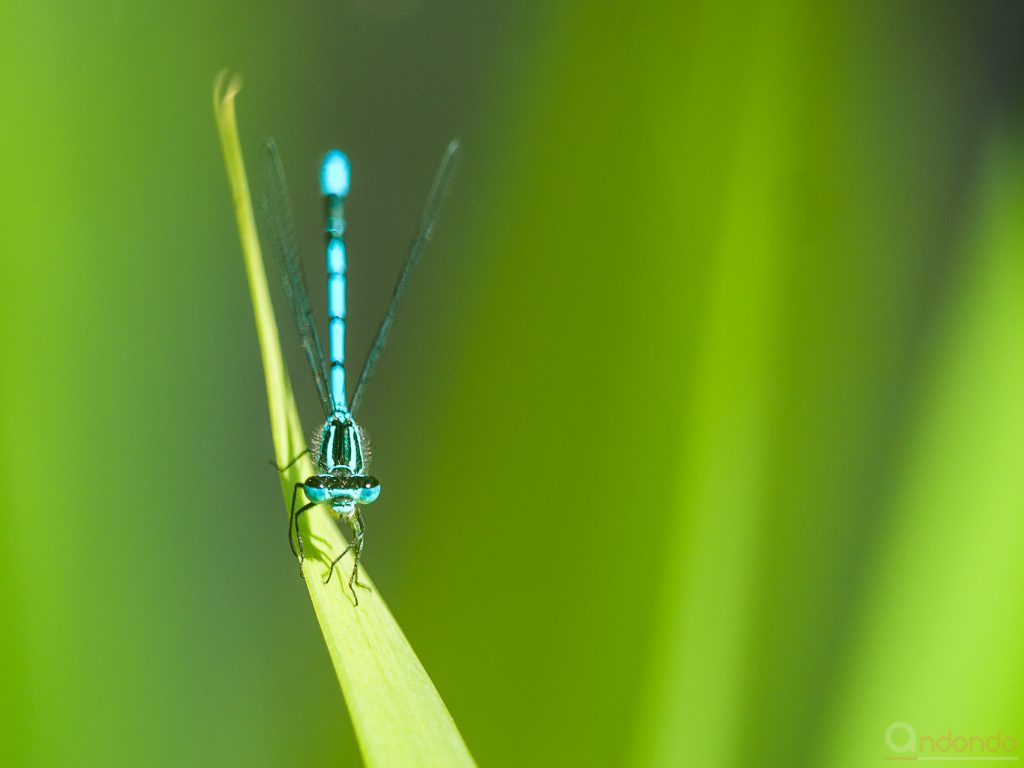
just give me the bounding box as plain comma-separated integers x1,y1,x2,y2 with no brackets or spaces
303,473,380,516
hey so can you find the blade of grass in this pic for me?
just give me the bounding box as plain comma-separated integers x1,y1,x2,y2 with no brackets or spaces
213,71,475,768
818,135,1024,767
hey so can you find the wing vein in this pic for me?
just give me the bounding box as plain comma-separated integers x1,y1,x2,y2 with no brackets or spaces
260,139,334,418
351,139,461,416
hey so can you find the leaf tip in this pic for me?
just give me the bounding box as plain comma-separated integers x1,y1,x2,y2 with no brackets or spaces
213,69,243,112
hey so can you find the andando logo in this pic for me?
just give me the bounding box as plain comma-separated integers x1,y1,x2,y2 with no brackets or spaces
885,721,1018,759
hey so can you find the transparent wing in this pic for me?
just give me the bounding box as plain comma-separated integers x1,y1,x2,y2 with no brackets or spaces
351,139,462,416
260,139,334,418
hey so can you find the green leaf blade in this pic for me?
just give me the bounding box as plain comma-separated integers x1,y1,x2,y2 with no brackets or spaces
214,72,476,768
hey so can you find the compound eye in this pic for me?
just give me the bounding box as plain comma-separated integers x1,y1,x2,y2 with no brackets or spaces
357,477,381,505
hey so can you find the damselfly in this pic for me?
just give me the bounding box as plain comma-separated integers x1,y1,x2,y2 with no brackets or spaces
260,138,460,604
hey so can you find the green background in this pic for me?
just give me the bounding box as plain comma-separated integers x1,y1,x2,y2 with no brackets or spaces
2,2,1022,766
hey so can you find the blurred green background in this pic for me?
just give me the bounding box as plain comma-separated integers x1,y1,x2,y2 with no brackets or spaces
2,1,1023,766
